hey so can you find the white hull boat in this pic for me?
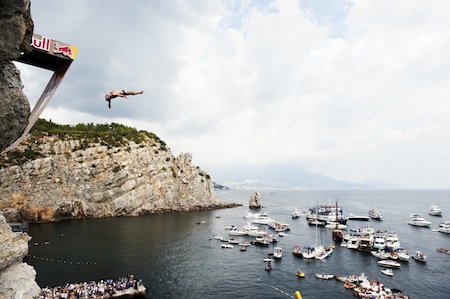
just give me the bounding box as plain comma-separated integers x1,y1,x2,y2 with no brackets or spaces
291,209,301,219
381,268,393,276
396,248,410,261
325,222,347,230
368,209,383,220
273,247,282,259
428,205,442,216
228,228,247,236
385,232,400,251
315,273,334,280
408,214,431,227
377,260,401,268
302,245,324,259
348,214,370,221
221,244,234,249
371,250,389,260
412,251,427,262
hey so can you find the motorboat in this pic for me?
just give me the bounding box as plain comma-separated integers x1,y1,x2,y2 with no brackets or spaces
245,228,267,237
372,232,386,250
250,215,274,225
228,238,239,244
278,231,285,237
412,251,427,262
368,209,383,220
265,263,272,271
428,205,442,216
302,245,324,259
396,248,410,261
228,227,247,236
358,273,367,281
358,233,374,252
239,246,247,252
385,232,400,251
315,246,333,260
306,201,347,224
347,236,359,249
438,221,450,234
221,244,234,249
371,250,389,260
291,208,302,219
437,247,450,254
347,214,370,221
243,211,267,219
269,221,290,232
308,219,326,227
296,269,305,278
293,245,303,257
325,222,347,230
377,260,401,268
381,268,393,276
408,214,431,227
273,247,282,259
263,257,274,262
315,273,334,280
238,241,250,247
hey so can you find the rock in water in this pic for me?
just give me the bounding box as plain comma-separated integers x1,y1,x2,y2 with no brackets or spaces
249,191,261,209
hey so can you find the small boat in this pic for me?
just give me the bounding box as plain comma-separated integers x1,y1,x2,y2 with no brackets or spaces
381,268,393,276
228,227,247,236
228,239,239,245
291,208,302,219
396,248,410,261
325,222,347,230
296,269,305,278
273,247,282,259
377,260,401,268
307,219,326,227
347,214,370,221
371,250,389,260
315,273,334,280
412,251,427,262
437,221,450,234
437,247,450,254
408,214,431,227
293,245,303,257
278,231,286,237
221,244,234,249
238,241,250,247
213,235,224,241
358,273,367,281
265,262,272,271
315,246,333,260
263,257,274,262
368,209,383,220
428,205,442,216
344,281,356,289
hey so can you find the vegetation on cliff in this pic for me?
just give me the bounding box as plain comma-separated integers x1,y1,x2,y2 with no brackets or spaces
0,118,168,168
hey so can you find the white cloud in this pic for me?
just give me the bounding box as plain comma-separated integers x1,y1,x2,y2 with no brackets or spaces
16,0,450,188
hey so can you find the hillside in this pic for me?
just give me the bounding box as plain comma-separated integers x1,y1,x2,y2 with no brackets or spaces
0,119,238,223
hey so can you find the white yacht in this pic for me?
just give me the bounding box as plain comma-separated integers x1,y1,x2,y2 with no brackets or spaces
250,215,274,225
228,227,247,236
408,214,431,227
428,205,442,216
372,232,386,250
368,209,383,220
302,245,324,259
438,221,450,234
385,232,400,251
291,208,301,219
273,247,283,259
358,233,374,251
347,236,359,249
377,260,401,268
396,248,410,261
243,211,267,219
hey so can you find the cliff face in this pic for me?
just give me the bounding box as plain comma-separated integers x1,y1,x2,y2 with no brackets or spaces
0,133,229,223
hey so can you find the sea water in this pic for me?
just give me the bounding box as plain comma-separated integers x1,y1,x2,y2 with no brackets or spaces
27,189,450,298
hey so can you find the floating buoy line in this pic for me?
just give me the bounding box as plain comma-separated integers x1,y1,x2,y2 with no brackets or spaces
27,254,97,265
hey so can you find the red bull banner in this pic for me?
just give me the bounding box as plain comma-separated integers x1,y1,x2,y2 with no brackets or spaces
31,33,79,60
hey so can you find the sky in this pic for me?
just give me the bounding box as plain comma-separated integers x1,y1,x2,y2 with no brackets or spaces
16,0,450,188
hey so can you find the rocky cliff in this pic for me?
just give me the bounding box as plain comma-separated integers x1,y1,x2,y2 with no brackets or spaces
0,120,237,223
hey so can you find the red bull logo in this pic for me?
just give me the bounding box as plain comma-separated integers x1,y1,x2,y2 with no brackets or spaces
32,35,51,52
54,42,73,57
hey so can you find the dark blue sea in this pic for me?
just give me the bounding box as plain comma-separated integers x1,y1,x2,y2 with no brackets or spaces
27,189,450,298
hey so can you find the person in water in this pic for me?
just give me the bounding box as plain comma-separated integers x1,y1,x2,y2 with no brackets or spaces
105,90,144,108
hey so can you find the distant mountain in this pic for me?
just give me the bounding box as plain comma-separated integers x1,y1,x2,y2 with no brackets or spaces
207,164,377,190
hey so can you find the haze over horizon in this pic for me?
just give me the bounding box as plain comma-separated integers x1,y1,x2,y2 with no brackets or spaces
16,0,450,189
